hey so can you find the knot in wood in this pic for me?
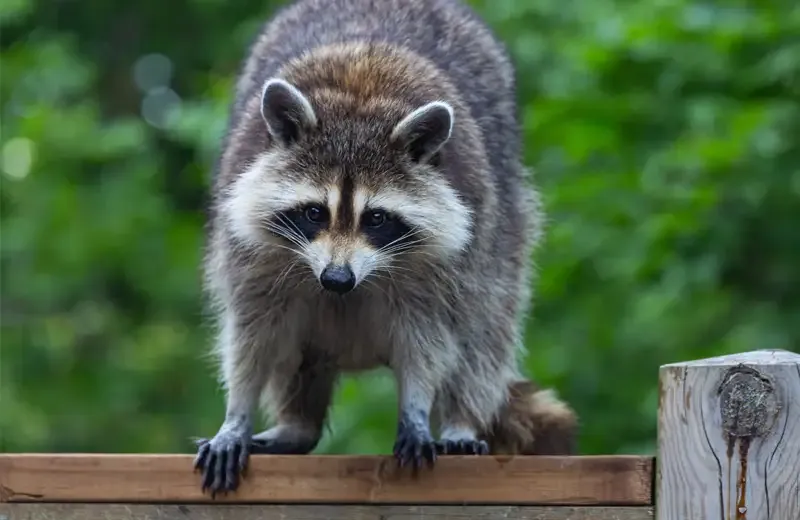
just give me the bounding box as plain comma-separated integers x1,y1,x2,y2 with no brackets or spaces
717,364,779,438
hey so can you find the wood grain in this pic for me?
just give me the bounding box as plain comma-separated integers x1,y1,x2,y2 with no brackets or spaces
0,503,655,520
657,348,800,520
0,454,653,505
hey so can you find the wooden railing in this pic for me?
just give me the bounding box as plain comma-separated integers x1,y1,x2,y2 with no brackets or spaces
1,349,797,520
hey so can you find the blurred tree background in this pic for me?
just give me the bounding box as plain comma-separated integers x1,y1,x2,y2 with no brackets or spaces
1,0,798,456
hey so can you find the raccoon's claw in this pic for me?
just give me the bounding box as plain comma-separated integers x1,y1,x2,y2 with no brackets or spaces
435,438,489,455
193,430,250,497
393,423,437,471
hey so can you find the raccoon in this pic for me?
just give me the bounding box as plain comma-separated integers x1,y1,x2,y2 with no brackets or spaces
194,0,578,494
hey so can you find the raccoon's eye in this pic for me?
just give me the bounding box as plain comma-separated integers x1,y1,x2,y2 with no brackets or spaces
304,205,328,223
364,210,387,228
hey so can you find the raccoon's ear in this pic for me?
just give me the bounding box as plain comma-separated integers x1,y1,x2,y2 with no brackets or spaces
261,78,317,145
391,101,453,164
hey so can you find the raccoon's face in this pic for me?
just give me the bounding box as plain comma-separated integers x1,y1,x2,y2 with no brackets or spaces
222,78,473,295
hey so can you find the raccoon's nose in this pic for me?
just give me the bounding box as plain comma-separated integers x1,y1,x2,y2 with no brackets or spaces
320,264,356,294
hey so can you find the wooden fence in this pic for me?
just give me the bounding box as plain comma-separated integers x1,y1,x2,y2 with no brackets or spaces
1,349,797,519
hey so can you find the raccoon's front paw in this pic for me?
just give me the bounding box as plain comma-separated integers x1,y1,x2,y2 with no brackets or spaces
435,438,489,455
193,428,250,496
393,420,437,471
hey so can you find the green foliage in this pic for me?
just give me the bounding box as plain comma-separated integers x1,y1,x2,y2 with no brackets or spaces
2,0,798,456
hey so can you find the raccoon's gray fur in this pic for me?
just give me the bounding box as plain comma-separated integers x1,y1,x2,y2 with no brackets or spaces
194,0,577,494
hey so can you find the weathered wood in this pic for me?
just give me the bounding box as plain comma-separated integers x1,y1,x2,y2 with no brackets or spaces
0,454,653,505
657,348,800,520
0,503,654,520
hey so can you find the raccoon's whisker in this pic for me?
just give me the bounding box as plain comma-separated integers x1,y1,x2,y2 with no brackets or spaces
365,232,429,268
375,234,430,258
274,213,310,245
282,261,322,294
396,249,439,262
375,228,425,254
366,268,394,282
263,238,299,254
374,259,415,273
376,249,436,267
383,230,428,247
375,267,414,286
265,229,314,260
371,264,401,285
264,240,313,263
266,214,308,245
301,264,319,285
363,282,389,299
282,260,318,290
386,240,444,259
379,241,429,257
266,221,308,250
283,274,312,295
276,212,305,235
263,221,296,240
361,276,391,299
367,271,390,282
272,259,302,293
381,240,426,252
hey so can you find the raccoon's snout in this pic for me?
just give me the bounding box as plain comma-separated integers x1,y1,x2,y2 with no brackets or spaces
319,264,356,294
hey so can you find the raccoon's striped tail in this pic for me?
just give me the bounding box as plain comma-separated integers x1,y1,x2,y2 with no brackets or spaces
484,380,578,455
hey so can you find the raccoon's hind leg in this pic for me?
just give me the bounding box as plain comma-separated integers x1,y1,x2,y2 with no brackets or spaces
433,391,490,455
432,346,514,456
252,349,338,456
435,423,489,455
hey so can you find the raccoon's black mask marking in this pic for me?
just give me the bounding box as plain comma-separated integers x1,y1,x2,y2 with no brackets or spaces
271,200,415,251
273,205,329,242
361,210,414,250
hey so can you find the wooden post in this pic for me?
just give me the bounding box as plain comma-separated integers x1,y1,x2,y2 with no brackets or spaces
657,349,800,520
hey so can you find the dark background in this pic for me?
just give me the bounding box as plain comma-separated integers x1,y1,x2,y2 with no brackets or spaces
2,0,798,456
